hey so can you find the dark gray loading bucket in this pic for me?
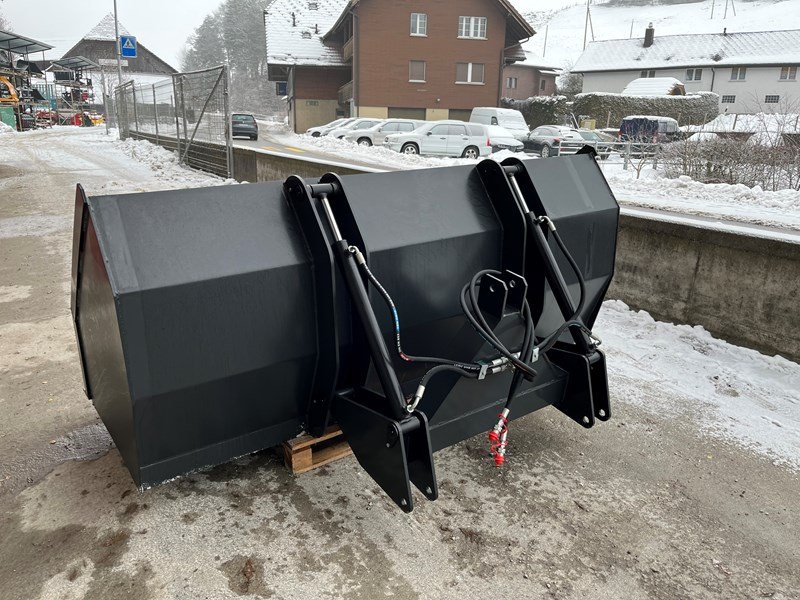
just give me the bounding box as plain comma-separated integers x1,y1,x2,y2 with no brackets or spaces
71,155,618,495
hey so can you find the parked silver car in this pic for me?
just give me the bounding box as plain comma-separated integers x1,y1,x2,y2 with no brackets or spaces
384,120,491,159
306,118,353,137
327,118,384,139
344,119,425,146
484,125,524,153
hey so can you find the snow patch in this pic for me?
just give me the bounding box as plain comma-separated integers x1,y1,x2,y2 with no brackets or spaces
598,300,800,471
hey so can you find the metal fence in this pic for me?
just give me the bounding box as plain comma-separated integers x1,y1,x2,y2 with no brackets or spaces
114,65,232,178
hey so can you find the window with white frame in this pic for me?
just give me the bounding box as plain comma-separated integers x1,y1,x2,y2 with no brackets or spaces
456,63,485,84
779,66,797,80
410,13,427,36
721,95,736,104
506,76,517,89
458,16,487,39
409,60,426,82
640,69,655,78
765,94,780,103
685,68,703,81
730,66,746,80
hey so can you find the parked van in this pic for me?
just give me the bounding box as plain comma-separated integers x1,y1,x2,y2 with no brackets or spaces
469,107,529,141
618,115,680,143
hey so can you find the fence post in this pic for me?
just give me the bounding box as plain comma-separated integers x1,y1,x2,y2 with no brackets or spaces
153,84,159,143
223,66,233,179
131,85,139,133
623,142,631,170
171,75,181,158
179,78,189,166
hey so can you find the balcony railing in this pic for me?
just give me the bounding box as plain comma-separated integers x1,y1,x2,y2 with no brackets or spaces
343,36,354,62
338,80,353,105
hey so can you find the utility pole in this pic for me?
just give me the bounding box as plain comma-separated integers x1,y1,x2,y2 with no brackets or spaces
113,0,123,88
583,0,591,50
710,0,716,19
542,24,549,58
629,19,634,38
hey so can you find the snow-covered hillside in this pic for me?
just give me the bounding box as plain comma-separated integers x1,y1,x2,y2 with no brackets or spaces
510,0,800,70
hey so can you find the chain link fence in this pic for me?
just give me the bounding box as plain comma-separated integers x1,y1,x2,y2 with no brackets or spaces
114,65,232,178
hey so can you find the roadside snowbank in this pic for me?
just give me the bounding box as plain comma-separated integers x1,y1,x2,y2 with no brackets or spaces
603,166,800,231
598,300,800,472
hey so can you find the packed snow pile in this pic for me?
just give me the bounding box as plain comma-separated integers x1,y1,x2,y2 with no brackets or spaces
597,300,800,471
604,167,800,231
0,121,15,134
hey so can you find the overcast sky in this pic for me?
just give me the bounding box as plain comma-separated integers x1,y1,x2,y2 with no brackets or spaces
2,0,224,68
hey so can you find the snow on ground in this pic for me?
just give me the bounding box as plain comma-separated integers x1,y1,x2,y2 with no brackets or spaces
259,124,800,231
598,300,800,471
517,0,800,70
601,163,800,231
0,126,229,197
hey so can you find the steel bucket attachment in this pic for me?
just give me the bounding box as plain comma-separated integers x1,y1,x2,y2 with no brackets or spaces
71,153,618,511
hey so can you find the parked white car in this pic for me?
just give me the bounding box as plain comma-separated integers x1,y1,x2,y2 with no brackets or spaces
384,120,491,159
344,119,425,146
484,125,525,153
470,107,530,141
326,118,384,139
306,118,353,137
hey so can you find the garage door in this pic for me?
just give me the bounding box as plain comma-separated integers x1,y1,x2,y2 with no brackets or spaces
388,107,426,120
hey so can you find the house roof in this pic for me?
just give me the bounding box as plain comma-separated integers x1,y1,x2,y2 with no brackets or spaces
265,0,535,68
84,13,131,42
0,29,53,55
622,77,684,96
573,29,800,73
512,51,562,71
265,0,349,68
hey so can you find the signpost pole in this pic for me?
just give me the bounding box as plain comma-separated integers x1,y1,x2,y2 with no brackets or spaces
113,0,124,89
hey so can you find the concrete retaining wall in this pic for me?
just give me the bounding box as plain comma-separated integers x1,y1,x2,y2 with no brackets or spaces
231,146,375,182
129,134,800,361
609,212,800,362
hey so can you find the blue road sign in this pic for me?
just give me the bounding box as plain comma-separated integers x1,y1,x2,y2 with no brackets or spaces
119,35,137,58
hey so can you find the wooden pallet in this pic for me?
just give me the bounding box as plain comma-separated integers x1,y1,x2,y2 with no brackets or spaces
282,426,352,474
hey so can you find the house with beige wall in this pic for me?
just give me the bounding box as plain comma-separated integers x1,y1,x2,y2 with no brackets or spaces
573,26,800,114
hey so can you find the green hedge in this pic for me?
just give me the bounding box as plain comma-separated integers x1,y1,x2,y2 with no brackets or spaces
572,92,720,129
500,96,568,129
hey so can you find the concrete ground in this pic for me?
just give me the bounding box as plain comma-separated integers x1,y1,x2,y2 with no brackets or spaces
1,128,798,600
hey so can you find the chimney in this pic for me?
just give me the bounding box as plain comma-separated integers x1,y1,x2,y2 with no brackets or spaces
644,23,655,48
723,28,727,36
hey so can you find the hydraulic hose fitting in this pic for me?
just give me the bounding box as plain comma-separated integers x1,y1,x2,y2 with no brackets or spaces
494,430,508,466
488,408,510,443
407,383,425,413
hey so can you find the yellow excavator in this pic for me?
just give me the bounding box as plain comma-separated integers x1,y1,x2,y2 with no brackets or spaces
0,76,20,129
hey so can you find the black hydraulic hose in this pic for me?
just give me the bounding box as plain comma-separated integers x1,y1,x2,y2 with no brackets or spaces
356,252,481,372
460,270,538,379
419,364,479,388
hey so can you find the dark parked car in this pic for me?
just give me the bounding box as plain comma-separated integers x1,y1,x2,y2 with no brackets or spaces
232,113,258,140
523,125,585,157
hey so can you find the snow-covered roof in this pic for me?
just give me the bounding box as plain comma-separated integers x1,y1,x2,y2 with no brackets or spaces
265,0,348,67
84,13,131,42
574,29,800,73
622,77,684,96
514,51,562,71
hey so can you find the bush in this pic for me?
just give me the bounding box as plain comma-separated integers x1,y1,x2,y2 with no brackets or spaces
500,96,568,129
660,137,800,191
573,92,720,129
